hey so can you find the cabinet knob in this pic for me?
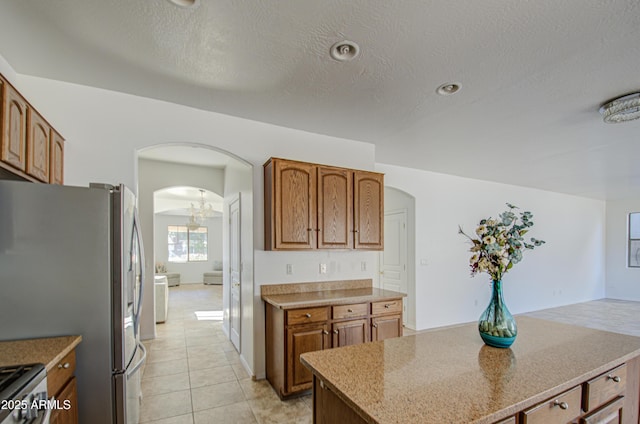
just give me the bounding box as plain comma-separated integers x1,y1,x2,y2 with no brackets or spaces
58,362,70,369
322,330,329,335
553,400,569,410
372,323,378,328
353,229,359,233
305,313,312,318
333,330,339,334
384,304,392,309
607,375,621,383
347,309,353,313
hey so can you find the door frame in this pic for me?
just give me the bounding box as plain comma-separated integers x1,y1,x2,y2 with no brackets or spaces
379,208,408,325
228,193,241,352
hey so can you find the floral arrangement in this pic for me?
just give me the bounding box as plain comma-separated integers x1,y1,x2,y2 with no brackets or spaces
155,262,167,273
458,203,545,282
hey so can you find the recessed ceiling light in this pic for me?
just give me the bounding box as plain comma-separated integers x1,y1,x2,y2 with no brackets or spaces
436,83,461,96
330,41,360,62
167,0,200,8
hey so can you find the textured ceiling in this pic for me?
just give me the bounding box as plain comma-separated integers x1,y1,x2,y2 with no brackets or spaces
1,0,639,199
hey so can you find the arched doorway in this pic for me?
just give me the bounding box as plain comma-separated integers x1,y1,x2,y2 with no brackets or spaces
136,144,253,357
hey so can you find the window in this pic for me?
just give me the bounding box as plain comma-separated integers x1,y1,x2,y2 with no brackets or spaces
168,225,208,262
629,213,640,268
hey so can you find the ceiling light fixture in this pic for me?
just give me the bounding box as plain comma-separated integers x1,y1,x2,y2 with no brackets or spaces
167,0,200,9
186,189,214,230
600,93,640,124
330,41,360,62
436,83,461,96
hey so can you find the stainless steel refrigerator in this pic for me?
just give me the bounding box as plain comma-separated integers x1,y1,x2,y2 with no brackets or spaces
0,180,146,424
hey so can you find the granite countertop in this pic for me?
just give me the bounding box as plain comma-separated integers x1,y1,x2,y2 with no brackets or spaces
301,316,640,424
261,279,406,309
0,335,82,372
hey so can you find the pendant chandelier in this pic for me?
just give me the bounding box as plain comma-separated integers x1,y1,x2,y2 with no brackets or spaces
186,189,214,230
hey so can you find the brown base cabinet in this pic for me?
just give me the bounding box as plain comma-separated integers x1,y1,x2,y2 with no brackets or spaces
265,297,403,399
48,349,79,424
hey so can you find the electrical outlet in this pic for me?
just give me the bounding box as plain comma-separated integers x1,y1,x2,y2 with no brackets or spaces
286,264,293,275
320,263,327,274
361,261,367,271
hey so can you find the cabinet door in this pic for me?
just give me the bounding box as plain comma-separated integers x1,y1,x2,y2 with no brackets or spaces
371,315,402,342
354,171,384,250
317,166,353,249
579,396,623,424
49,376,78,424
1,81,28,171
287,324,329,393
26,108,50,182
332,319,369,348
49,129,64,184
272,159,317,249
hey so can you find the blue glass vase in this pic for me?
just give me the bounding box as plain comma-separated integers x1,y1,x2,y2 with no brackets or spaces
478,280,517,348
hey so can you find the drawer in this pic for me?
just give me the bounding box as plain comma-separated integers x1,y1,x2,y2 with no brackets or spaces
47,349,76,397
371,299,402,315
332,303,368,320
582,363,626,413
521,385,581,424
286,307,328,325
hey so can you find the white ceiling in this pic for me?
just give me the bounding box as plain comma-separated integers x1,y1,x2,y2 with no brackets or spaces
1,0,639,199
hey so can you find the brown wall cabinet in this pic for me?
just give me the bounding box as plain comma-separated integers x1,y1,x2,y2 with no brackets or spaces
264,157,383,251
265,297,403,398
0,73,64,184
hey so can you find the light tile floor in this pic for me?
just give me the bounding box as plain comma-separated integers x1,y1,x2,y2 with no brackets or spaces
140,284,640,423
140,284,312,424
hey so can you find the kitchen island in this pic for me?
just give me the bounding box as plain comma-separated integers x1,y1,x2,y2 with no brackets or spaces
301,316,640,424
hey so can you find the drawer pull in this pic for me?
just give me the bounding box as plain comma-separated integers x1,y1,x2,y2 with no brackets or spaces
305,313,312,318
553,400,568,410
384,303,393,309
607,374,621,383
372,323,378,328
58,362,70,369
322,330,329,335
333,330,339,334
347,309,353,313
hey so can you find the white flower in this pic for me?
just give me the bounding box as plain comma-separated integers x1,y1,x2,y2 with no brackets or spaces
475,225,487,236
469,254,479,264
482,235,496,245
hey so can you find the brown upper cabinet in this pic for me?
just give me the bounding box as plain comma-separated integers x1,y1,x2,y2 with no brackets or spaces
1,79,28,172
0,73,64,184
264,157,383,250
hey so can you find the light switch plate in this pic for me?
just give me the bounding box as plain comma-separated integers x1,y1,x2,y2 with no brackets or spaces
320,263,327,274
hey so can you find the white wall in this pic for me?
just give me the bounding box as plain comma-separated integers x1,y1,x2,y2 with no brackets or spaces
10,72,376,379
377,163,607,330
154,214,223,283
606,198,640,300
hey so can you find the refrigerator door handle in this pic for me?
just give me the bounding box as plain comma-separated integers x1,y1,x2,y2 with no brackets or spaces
132,208,145,333
127,342,147,378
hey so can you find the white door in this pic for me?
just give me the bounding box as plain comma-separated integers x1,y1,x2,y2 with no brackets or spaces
379,209,408,324
229,195,241,352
